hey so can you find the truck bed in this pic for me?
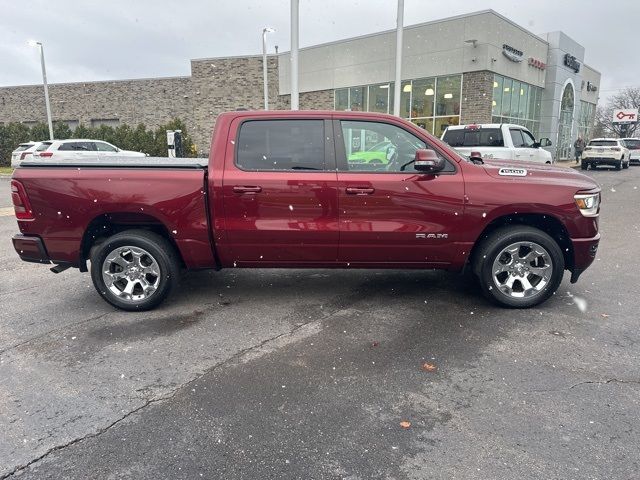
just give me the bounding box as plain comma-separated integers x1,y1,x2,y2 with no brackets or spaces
12,159,216,270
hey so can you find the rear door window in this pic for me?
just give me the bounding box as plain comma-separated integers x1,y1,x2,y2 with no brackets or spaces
236,120,326,171
59,142,94,151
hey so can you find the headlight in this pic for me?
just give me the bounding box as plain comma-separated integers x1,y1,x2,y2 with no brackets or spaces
574,193,600,217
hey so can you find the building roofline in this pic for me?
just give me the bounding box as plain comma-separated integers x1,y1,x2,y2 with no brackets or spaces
190,53,268,62
277,9,548,56
582,63,601,75
0,75,190,90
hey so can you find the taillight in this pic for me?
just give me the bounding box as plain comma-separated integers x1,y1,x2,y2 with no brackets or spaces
11,180,35,220
38,152,53,157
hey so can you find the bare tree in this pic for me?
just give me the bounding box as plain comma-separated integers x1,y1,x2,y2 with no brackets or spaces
595,87,640,138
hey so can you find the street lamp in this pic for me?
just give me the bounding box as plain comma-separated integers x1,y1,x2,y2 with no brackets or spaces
27,40,54,140
262,27,275,110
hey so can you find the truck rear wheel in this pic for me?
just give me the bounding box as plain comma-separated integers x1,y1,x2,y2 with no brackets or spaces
90,230,180,311
474,226,564,308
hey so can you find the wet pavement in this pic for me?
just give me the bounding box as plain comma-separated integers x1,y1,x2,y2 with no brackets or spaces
1,167,639,479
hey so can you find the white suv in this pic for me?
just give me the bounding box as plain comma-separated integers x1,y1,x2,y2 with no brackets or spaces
581,138,630,171
621,138,640,165
32,139,146,160
11,142,42,167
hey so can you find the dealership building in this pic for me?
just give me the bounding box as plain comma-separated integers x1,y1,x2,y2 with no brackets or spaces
0,10,600,159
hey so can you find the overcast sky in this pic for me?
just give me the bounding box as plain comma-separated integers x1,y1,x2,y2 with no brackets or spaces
1,0,637,103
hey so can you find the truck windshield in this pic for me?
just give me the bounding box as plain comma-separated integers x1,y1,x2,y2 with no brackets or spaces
442,128,504,147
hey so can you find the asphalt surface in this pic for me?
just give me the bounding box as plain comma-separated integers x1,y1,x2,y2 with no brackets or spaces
1,167,639,479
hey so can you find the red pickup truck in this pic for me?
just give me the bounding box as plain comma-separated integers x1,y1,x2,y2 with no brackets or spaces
11,111,601,311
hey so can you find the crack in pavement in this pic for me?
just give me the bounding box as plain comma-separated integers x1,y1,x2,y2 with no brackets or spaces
568,378,640,389
0,306,336,479
529,378,640,394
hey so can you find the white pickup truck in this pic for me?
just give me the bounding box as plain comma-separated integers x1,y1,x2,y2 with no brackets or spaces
441,124,553,164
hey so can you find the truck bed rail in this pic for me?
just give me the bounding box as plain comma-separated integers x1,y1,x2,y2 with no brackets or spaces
19,156,208,169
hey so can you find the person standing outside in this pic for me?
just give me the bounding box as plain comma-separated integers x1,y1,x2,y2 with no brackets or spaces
574,136,586,163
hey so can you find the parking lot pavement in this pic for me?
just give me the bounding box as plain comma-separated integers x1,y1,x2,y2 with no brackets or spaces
1,168,639,479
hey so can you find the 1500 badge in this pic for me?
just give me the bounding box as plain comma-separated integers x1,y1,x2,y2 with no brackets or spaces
498,167,528,177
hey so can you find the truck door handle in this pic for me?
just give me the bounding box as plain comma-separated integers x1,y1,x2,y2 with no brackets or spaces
233,185,262,194
346,187,375,195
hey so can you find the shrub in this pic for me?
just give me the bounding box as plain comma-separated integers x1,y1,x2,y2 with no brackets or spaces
0,118,195,165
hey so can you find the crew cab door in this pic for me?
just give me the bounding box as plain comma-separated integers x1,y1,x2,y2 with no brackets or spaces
508,128,532,162
335,118,465,267
221,117,339,265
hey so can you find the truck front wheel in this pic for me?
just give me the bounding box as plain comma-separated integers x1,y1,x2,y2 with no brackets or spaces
90,230,180,311
474,226,565,308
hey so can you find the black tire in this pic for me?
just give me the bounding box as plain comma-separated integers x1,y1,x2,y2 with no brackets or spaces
623,161,629,169
581,162,587,170
90,229,180,311
615,161,622,171
474,226,565,308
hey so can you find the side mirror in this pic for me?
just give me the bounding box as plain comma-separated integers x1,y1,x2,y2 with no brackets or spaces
413,149,445,173
539,138,552,147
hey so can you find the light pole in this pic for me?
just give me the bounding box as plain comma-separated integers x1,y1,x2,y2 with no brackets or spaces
28,40,54,140
290,0,299,110
392,0,404,117
262,27,275,110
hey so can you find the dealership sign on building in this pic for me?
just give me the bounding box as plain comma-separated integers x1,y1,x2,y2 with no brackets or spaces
612,109,638,124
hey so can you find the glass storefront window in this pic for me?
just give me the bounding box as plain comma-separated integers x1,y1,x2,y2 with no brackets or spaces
519,83,529,119
434,116,459,137
333,75,461,136
411,118,434,134
411,78,435,118
510,81,521,120
436,76,461,116
335,88,349,110
400,81,411,118
527,87,537,121
501,77,512,117
492,76,503,116
492,74,542,133
368,83,391,113
349,86,367,111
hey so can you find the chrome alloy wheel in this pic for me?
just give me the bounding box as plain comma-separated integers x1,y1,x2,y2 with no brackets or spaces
492,241,553,299
102,246,161,302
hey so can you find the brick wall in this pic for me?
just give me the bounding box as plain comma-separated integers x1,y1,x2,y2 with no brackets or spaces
277,90,334,111
460,71,494,125
189,55,280,155
0,77,192,131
